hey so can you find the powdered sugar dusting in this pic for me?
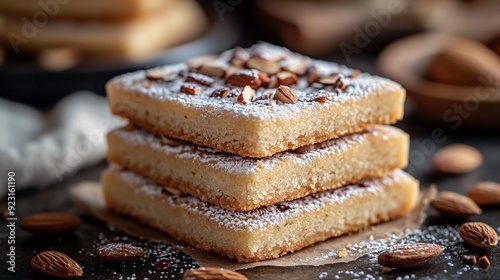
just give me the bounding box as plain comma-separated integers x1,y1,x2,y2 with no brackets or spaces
117,169,410,231
112,125,402,174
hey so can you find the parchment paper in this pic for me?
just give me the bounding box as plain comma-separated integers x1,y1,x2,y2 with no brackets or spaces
70,182,435,270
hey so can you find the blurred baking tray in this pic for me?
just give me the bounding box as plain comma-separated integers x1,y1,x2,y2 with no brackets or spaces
0,18,240,108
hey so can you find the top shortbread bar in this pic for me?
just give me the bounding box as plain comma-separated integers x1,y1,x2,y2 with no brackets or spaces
107,42,405,158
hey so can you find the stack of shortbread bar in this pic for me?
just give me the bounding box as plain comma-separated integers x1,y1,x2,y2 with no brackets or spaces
103,42,419,262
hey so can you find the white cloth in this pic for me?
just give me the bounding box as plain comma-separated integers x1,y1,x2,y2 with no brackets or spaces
0,92,123,197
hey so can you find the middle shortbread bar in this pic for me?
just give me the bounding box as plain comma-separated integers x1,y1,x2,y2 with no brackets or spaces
107,125,409,211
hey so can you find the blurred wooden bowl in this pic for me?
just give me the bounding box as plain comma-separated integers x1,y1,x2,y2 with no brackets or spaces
378,32,500,130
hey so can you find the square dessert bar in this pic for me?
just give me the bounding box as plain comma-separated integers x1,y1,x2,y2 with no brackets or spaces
107,125,409,211
106,42,405,158
103,168,419,262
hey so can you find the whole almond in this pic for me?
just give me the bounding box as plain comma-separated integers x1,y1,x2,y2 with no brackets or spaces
94,243,145,261
274,85,298,104
319,75,339,85
19,212,81,235
467,181,500,206
431,191,481,218
432,144,483,174
378,243,445,268
31,251,83,278
459,222,498,249
183,267,248,280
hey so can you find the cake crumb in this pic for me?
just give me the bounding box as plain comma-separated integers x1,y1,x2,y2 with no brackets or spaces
338,248,349,258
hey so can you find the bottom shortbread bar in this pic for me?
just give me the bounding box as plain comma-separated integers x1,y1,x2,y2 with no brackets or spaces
102,168,419,262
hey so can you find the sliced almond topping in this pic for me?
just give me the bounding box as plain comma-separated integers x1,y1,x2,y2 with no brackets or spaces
226,69,261,89
180,83,203,95
186,54,218,70
459,222,498,249
246,56,280,75
431,191,482,218
319,75,339,85
210,87,229,98
225,66,241,78
185,73,214,86
307,72,320,84
254,91,274,101
146,68,176,82
282,56,307,75
267,75,279,88
378,243,445,268
432,144,483,174
197,62,227,78
237,86,255,105
276,71,298,86
313,90,331,104
230,46,249,67
251,42,286,62
258,71,270,86
274,85,298,104
333,74,347,90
